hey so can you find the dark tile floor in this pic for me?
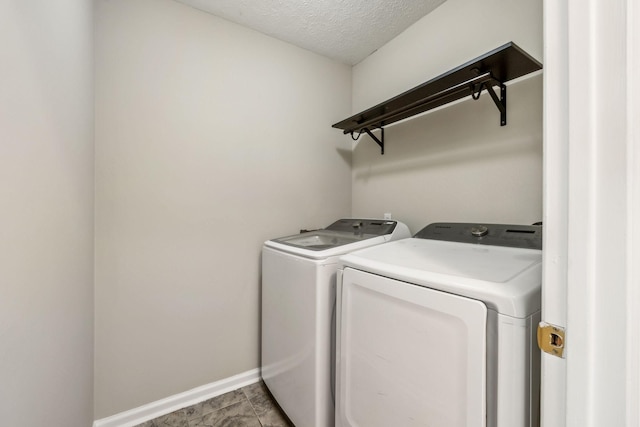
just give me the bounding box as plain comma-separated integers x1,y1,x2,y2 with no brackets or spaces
134,381,294,427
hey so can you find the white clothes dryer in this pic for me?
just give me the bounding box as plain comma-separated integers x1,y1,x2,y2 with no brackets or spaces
262,218,411,427
335,222,542,427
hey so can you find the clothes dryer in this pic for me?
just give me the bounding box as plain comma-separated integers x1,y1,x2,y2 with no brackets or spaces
335,222,542,427
262,218,411,427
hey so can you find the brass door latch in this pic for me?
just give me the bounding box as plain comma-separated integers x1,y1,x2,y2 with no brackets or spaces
537,322,566,358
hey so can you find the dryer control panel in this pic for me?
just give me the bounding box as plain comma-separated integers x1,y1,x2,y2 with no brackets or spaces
415,222,542,250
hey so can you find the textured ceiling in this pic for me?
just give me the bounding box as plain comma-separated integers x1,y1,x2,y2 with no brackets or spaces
174,0,447,65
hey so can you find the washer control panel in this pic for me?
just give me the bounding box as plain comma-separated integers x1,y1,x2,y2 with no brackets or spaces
325,218,398,236
415,222,542,250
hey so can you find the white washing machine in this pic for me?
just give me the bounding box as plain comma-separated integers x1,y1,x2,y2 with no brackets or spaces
335,222,542,427
262,218,411,427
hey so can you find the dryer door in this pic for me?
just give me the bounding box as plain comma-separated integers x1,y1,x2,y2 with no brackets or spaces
337,267,487,427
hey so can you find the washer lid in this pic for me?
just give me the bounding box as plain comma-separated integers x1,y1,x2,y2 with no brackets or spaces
274,230,377,251
340,238,542,318
265,219,410,259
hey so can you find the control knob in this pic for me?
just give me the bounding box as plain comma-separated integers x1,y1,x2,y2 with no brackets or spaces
470,225,488,237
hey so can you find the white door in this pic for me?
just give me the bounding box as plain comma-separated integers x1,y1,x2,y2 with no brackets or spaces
542,1,640,426
336,267,487,427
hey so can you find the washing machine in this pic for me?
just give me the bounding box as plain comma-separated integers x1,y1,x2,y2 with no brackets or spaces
335,222,542,427
262,218,411,427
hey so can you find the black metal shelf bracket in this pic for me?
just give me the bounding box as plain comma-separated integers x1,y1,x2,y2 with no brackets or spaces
362,127,384,155
472,79,507,126
350,127,385,154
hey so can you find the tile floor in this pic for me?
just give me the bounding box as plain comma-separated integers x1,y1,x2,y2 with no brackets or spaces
134,381,294,427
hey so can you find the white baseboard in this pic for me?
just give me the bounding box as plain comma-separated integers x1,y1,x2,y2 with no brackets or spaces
93,368,261,427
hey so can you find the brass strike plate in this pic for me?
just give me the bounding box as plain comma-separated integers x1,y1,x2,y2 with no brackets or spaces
537,322,566,358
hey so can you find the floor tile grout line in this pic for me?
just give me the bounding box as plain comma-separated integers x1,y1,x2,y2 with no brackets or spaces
243,383,268,426
245,394,264,426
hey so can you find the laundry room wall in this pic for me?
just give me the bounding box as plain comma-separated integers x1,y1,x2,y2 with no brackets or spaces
94,0,352,419
350,0,543,234
0,1,95,426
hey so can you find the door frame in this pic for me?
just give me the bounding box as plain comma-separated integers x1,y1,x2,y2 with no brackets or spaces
542,1,640,425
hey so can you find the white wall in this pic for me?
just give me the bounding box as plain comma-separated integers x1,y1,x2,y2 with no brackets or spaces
351,0,543,233
94,0,352,418
0,1,94,426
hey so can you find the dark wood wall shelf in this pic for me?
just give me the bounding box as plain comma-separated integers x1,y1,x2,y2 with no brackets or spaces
332,42,542,154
